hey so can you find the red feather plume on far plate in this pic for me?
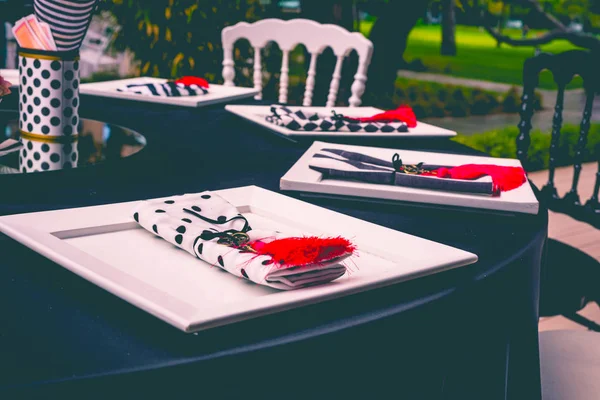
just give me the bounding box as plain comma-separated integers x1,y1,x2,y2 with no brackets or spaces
174,76,210,88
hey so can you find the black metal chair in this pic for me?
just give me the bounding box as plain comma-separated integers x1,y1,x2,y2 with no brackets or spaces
518,50,600,227
519,49,600,400
518,49,600,320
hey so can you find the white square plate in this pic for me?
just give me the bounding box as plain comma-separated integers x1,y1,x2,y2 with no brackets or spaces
0,186,477,333
225,105,457,138
281,142,540,215
80,77,260,107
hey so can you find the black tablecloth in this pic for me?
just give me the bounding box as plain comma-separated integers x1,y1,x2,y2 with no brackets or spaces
0,95,547,399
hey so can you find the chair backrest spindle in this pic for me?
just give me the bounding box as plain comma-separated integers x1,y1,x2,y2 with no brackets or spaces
564,89,595,207
326,55,344,108
278,50,290,104
302,52,318,106
546,86,565,191
252,47,263,100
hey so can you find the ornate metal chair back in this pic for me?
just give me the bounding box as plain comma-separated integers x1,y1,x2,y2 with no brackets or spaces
518,50,599,227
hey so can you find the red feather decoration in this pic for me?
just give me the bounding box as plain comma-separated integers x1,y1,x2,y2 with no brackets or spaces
347,105,417,128
248,236,355,268
174,76,210,88
423,164,527,193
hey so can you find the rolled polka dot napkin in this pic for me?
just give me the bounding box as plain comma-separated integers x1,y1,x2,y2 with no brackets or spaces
133,192,355,290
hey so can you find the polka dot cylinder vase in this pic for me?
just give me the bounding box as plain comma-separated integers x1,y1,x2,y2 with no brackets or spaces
18,48,80,172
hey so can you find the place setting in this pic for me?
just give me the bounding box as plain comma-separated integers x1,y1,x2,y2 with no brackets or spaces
80,76,260,108
226,103,457,139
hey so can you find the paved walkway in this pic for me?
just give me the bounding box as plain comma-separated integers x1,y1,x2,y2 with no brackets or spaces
398,71,600,135
528,164,600,332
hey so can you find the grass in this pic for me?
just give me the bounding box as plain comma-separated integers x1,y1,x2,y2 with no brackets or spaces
360,22,584,90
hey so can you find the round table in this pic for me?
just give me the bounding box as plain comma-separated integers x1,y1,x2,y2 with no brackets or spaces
0,93,548,399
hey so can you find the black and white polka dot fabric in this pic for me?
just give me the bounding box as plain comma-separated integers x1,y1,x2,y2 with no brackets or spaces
133,191,348,290
266,105,409,133
34,0,99,52
18,52,80,138
117,81,209,97
19,139,78,173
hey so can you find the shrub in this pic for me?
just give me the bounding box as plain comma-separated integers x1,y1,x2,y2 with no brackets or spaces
452,124,600,172
108,0,263,83
445,98,469,117
391,78,543,119
502,87,521,113
471,92,499,115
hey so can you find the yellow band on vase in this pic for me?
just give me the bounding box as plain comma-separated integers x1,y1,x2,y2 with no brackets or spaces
20,130,79,143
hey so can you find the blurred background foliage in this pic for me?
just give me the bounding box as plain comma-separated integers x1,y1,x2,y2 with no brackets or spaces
453,123,600,171
108,0,263,84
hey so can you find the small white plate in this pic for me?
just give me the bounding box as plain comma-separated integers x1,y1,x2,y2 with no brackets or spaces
225,104,457,138
0,69,18,87
281,142,540,215
0,186,477,333
80,77,260,107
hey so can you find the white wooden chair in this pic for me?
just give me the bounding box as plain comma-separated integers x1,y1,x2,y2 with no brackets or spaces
221,18,373,107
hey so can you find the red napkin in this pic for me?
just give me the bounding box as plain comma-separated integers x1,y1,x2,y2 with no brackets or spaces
174,76,210,88
346,105,417,128
422,164,527,193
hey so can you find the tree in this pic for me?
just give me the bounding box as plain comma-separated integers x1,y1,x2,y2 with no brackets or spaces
362,0,430,104
302,0,356,31
441,0,458,55
107,0,264,82
462,0,600,51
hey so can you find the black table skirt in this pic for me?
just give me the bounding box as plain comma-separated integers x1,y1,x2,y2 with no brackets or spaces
0,94,547,399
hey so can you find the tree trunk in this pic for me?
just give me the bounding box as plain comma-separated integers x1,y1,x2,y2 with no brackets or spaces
302,0,354,31
441,0,457,56
365,0,429,106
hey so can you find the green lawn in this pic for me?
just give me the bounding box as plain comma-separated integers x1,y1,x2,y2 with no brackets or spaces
361,22,583,89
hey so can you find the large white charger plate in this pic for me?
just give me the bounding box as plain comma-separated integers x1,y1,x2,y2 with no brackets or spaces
80,77,260,107
281,142,540,215
0,69,18,87
225,104,457,138
0,186,477,333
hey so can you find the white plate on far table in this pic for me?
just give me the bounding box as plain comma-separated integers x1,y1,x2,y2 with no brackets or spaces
80,77,260,108
0,186,477,333
0,69,18,87
281,141,540,215
225,104,457,138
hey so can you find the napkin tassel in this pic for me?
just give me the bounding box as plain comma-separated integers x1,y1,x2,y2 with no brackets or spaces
345,105,417,128
422,164,527,193
174,76,209,88
248,236,356,267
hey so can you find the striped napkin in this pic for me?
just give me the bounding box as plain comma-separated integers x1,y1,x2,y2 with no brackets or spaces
117,81,209,97
34,0,99,51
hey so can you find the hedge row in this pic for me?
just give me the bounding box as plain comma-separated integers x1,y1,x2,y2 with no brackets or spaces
452,124,600,172
393,78,543,119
